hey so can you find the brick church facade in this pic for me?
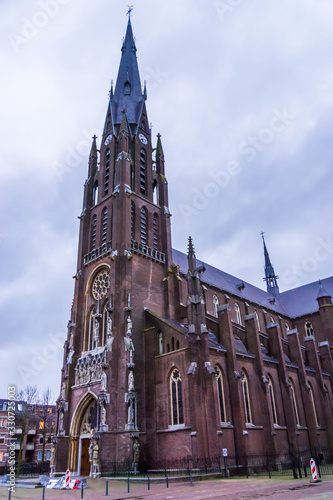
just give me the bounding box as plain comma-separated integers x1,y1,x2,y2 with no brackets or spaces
55,17,333,475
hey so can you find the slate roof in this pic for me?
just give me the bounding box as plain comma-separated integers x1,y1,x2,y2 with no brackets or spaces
172,248,333,320
110,18,145,127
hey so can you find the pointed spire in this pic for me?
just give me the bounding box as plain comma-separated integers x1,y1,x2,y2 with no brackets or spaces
119,109,129,134
112,16,144,126
188,236,195,255
317,280,332,300
156,133,164,159
187,236,197,272
88,135,98,177
261,233,279,297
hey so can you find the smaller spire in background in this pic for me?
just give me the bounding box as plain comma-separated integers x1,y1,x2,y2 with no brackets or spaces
261,232,279,297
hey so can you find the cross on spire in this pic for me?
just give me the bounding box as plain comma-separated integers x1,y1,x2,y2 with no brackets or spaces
127,5,134,18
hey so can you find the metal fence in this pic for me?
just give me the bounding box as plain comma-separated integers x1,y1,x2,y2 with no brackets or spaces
0,461,50,476
101,448,333,479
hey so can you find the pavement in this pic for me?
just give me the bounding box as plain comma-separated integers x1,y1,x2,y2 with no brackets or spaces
0,476,332,499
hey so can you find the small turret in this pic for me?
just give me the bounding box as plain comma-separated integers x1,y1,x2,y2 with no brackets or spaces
262,233,279,297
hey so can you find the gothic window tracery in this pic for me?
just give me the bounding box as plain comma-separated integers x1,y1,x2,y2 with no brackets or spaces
170,369,184,426
140,149,146,194
241,370,252,424
153,214,159,250
289,378,300,426
131,201,135,240
308,383,319,426
88,308,96,351
215,366,226,423
104,150,110,196
268,375,278,425
102,304,108,347
305,321,314,337
158,331,163,355
91,215,97,250
153,180,159,205
102,208,108,245
140,207,147,244
235,303,242,325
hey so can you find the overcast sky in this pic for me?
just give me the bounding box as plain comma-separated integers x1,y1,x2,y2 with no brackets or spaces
1,0,332,399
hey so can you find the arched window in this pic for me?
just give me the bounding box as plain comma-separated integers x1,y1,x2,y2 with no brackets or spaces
140,207,147,244
215,367,226,423
131,201,135,240
88,309,96,351
102,305,108,347
167,343,170,353
268,376,278,425
254,310,260,331
130,165,134,191
124,81,131,95
213,295,219,317
140,149,146,194
308,383,319,427
153,214,159,250
235,303,242,325
241,371,252,424
93,181,98,206
91,215,97,250
285,323,290,332
176,340,180,350
171,337,175,351
153,180,159,205
289,378,300,426
141,120,146,131
170,369,184,425
104,150,110,196
158,332,163,355
102,208,108,245
305,321,314,337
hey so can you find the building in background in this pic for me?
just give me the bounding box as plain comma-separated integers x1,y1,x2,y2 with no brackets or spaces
55,15,333,475
0,400,56,469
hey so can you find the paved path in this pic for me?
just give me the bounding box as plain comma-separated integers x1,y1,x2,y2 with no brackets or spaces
0,476,332,499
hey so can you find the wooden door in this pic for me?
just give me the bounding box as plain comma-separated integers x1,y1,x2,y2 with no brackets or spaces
80,439,90,476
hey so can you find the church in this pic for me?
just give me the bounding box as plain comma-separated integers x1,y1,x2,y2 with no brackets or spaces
55,15,333,475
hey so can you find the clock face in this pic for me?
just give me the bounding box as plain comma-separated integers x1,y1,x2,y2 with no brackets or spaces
92,269,110,300
104,134,112,146
139,133,148,145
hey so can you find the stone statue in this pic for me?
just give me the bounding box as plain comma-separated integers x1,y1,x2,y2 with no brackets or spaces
128,401,134,426
101,371,107,391
94,318,100,347
107,317,112,336
107,335,114,351
92,442,99,466
101,405,106,426
50,445,56,466
89,440,94,464
128,370,134,391
133,439,140,463
58,411,64,431
124,336,135,352
126,316,132,335
61,381,66,399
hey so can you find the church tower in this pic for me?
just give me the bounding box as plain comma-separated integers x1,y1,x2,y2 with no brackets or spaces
55,15,173,475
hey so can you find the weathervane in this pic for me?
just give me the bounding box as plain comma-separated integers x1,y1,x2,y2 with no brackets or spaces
260,231,265,240
127,5,134,18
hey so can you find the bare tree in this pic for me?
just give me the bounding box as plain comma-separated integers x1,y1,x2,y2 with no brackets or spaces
15,386,39,476
37,388,55,467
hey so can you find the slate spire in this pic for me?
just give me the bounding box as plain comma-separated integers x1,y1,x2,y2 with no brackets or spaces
262,233,279,297
111,17,144,126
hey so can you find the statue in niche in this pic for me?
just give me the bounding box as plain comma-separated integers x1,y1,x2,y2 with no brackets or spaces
128,370,134,391
61,381,66,399
107,317,112,336
94,318,100,348
101,371,107,391
89,440,94,464
124,336,135,352
126,316,132,335
100,405,106,426
133,439,140,463
58,411,64,432
92,442,99,466
128,401,134,426
107,335,114,351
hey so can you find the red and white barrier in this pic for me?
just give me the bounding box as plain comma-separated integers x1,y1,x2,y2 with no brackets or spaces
310,458,318,481
65,469,70,488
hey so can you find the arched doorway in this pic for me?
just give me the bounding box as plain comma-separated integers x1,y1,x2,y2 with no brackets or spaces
69,393,98,475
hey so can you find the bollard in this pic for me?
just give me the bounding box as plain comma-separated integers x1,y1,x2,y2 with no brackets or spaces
148,476,150,491
166,475,169,488
106,479,108,496
81,480,84,499
8,489,11,500
127,476,130,493
190,472,193,486
42,486,46,500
